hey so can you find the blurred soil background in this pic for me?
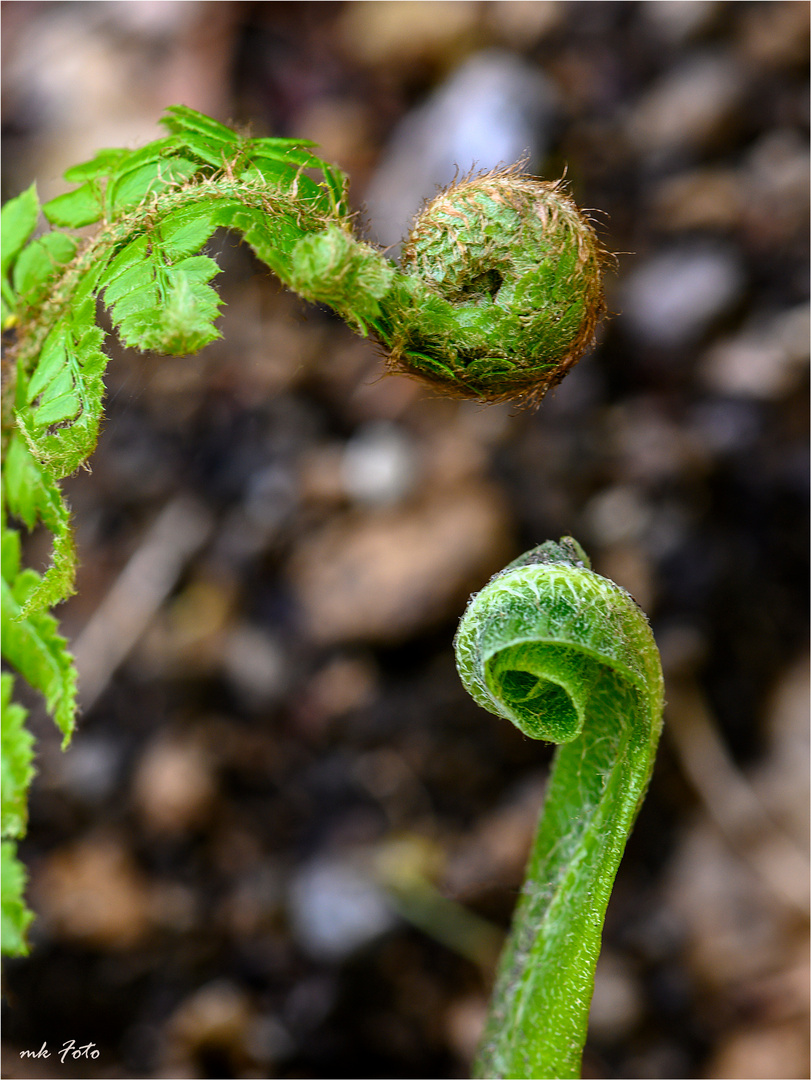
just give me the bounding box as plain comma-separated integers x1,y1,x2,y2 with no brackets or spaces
1,2,809,1078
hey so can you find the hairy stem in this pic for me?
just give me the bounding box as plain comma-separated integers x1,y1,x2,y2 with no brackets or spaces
455,539,664,1079
6,177,330,413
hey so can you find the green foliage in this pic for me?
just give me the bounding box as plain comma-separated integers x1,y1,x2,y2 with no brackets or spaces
1,524,77,746
1,105,353,955
1,674,35,841
1,840,33,957
455,539,664,1078
2,183,40,324
1,110,616,1080
99,229,222,354
1,674,36,953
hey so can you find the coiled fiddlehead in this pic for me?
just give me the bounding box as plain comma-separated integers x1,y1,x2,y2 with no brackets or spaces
287,168,607,405
382,170,606,403
455,538,664,1079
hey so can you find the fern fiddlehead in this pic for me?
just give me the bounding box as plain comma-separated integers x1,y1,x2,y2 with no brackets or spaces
384,170,606,402
1,106,609,966
455,538,664,1078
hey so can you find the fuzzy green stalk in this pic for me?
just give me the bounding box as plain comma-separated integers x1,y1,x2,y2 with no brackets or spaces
455,539,664,1079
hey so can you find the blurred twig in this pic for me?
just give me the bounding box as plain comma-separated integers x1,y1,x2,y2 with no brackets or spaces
372,837,504,972
72,497,213,712
666,676,810,917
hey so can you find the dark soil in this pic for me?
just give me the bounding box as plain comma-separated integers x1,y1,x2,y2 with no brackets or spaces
2,3,808,1079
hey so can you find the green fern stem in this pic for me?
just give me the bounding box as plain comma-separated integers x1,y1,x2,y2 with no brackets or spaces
10,180,316,386
455,538,664,1079
6,150,607,461
5,179,349,469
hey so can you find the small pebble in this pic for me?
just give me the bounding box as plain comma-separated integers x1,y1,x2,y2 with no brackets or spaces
342,421,418,507
621,243,745,348
363,49,558,249
288,857,396,960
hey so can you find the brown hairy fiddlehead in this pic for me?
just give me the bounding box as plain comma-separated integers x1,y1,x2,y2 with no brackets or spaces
375,168,608,404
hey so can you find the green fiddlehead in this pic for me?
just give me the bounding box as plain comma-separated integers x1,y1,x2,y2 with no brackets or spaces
382,170,606,403
455,538,664,1079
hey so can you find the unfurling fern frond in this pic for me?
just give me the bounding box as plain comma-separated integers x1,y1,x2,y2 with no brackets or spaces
1,106,607,958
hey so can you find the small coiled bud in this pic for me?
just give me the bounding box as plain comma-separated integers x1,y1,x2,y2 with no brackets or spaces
378,169,608,404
